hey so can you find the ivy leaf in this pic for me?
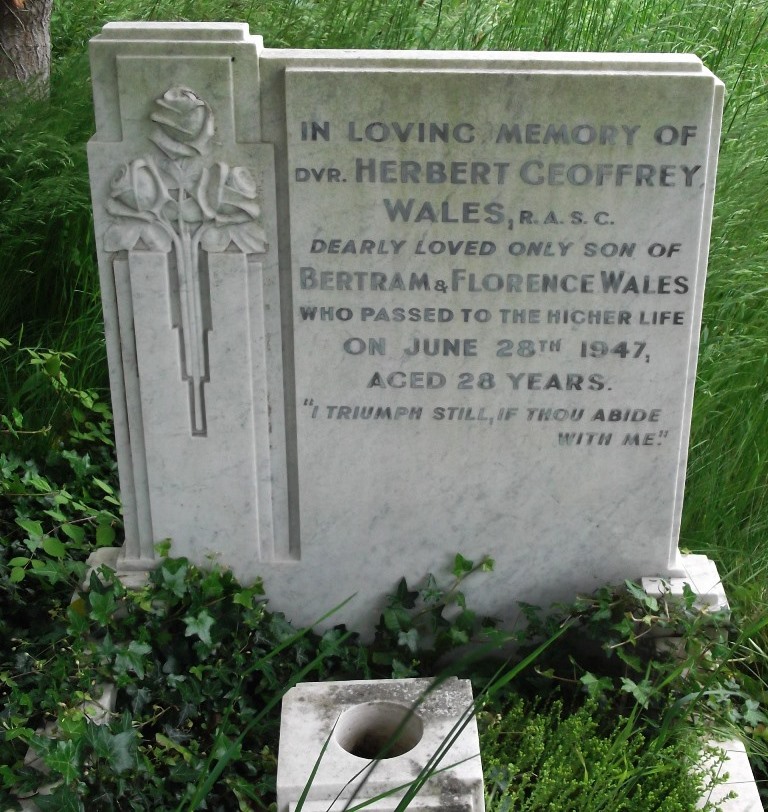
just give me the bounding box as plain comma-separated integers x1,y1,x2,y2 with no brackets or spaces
89,589,118,625
620,677,653,708
201,568,226,600
43,739,81,782
452,553,474,578
17,518,43,551
156,732,194,763
98,631,118,659
682,582,698,610
383,606,411,634
448,627,470,646
42,536,67,558
96,522,116,547
108,730,137,773
62,449,91,479
155,539,172,557
616,647,643,672
67,603,89,636
481,556,495,572
212,732,242,761
393,577,418,609
372,651,393,666
115,641,152,679
397,628,419,653
92,477,115,496
625,579,659,611
61,523,86,544
84,723,111,754
161,562,188,598
580,672,613,700
419,573,442,605
454,608,476,631
743,699,768,727
184,609,215,645
35,786,85,812
233,582,264,608
28,559,69,584
391,658,418,679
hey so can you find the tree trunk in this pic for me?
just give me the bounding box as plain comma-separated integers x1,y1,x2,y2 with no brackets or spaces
0,0,53,97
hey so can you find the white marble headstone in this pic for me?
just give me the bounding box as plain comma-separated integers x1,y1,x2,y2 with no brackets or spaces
88,23,723,633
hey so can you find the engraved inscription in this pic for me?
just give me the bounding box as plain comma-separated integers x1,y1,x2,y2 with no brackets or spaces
286,70,713,465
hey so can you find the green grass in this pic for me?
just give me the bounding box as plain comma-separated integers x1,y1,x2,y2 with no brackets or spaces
481,697,716,811
1,0,768,806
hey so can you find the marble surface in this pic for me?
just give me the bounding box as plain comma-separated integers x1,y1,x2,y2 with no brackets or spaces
643,553,729,612
88,24,289,573
277,678,484,812
699,739,764,811
87,24,724,636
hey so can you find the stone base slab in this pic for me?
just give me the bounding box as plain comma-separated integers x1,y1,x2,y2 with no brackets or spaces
277,677,485,812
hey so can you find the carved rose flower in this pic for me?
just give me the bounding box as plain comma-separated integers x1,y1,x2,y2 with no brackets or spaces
106,159,172,219
150,87,214,160
198,163,267,253
104,159,173,251
198,163,261,224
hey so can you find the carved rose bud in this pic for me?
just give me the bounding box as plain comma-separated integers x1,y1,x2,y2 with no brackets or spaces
150,87,214,160
198,163,261,224
108,158,172,218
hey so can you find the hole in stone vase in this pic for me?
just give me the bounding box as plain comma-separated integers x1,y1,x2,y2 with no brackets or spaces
335,701,424,760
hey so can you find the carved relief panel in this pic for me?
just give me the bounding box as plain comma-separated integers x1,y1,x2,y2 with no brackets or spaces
104,87,268,435
89,40,287,573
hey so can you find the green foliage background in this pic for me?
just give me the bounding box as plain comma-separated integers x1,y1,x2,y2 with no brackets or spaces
1,0,767,808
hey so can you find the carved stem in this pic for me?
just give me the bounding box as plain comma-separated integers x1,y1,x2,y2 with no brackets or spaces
174,178,206,434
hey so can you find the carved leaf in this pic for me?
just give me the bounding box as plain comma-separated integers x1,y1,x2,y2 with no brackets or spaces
200,222,268,254
105,197,154,222
104,221,172,252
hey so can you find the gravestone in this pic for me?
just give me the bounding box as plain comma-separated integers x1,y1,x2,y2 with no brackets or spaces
87,22,724,633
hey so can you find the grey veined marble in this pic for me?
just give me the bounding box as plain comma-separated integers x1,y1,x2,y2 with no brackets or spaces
87,23,723,635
